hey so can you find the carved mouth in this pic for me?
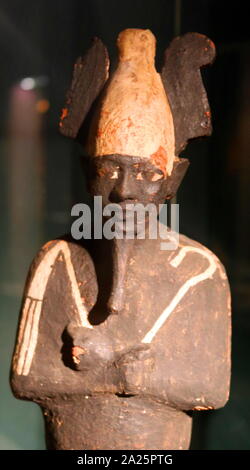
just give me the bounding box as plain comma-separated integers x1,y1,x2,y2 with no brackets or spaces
115,392,136,398
115,201,151,221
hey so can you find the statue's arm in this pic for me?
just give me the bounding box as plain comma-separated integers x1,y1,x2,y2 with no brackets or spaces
164,270,232,411
10,238,98,400
10,241,56,399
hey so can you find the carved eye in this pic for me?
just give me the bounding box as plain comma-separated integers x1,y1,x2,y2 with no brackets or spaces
95,165,120,179
151,172,164,182
136,172,143,181
110,170,119,179
140,170,164,182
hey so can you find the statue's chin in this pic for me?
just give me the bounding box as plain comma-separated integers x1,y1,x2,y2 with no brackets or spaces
104,217,150,240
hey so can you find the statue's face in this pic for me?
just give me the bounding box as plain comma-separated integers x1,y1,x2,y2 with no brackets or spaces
88,154,168,208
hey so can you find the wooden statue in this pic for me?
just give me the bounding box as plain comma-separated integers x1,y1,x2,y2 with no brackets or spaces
11,29,231,450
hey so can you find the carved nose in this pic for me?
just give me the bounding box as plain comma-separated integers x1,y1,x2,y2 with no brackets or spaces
109,171,137,203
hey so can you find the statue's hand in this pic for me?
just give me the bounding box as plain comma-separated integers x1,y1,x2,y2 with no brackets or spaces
66,322,115,371
115,344,155,395
117,344,151,363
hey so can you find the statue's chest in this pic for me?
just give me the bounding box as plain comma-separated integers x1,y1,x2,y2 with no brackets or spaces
91,246,210,355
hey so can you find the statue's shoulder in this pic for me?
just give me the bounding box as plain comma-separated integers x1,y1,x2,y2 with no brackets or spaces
29,236,92,270
156,229,230,295
177,232,229,282
163,232,231,312
24,236,95,293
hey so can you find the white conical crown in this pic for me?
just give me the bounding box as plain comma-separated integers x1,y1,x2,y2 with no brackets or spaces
87,28,175,176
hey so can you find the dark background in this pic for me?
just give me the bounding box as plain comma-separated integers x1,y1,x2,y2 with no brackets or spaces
0,0,249,449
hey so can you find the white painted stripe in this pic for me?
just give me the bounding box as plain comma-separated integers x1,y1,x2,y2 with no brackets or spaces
14,297,32,374
21,299,39,375
60,242,92,329
16,298,36,374
22,301,42,376
142,246,218,343
15,240,92,376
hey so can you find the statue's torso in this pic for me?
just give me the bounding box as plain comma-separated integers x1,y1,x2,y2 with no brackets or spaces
11,233,231,449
